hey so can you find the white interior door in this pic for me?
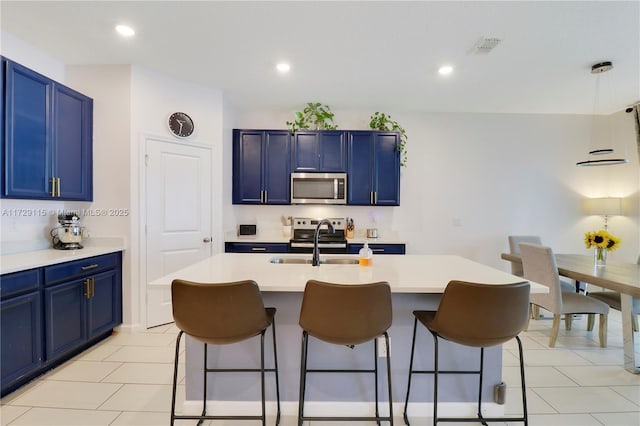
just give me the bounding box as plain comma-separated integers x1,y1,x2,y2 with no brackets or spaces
145,137,212,327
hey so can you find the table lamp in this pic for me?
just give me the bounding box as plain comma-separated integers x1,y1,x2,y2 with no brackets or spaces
583,197,623,230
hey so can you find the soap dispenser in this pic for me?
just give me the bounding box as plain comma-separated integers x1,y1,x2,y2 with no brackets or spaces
359,241,373,266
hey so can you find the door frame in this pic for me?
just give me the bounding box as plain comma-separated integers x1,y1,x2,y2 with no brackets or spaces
137,133,216,329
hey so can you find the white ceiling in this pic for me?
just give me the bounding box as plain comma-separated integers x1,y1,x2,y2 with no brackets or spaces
2,1,639,114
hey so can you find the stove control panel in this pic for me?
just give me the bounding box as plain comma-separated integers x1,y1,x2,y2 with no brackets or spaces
292,217,345,229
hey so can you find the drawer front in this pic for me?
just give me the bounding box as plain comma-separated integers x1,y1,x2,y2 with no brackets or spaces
1,268,42,299
347,244,406,255
225,242,289,253
44,253,120,287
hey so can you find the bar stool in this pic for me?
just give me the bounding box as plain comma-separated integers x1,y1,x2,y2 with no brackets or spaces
170,279,280,425
298,279,393,425
403,280,530,426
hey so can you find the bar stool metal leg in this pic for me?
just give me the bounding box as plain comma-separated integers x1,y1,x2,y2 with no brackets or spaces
403,317,419,425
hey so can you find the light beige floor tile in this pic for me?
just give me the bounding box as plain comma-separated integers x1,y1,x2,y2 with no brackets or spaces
7,381,121,410
610,386,640,406
7,407,120,425
0,381,43,406
99,383,183,412
504,387,556,415
144,323,175,334
503,366,578,388
102,362,184,385
592,412,640,425
76,342,122,361
556,365,640,387
519,349,592,367
501,350,520,367
105,332,176,347
572,348,625,365
110,411,171,425
44,360,122,382
533,386,640,413
103,346,176,363
0,405,30,425
523,413,602,425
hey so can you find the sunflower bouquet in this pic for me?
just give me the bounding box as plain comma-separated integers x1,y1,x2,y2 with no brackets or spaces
584,230,621,251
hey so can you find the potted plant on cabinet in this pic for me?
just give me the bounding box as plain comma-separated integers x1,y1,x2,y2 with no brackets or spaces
369,112,408,167
286,102,338,133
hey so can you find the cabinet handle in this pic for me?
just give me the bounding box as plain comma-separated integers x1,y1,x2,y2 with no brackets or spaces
56,178,61,197
91,278,95,298
372,248,385,253
50,178,56,197
81,264,99,270
251,247,267,251
84,279,91,299
263,190,267,203
374,192,378,204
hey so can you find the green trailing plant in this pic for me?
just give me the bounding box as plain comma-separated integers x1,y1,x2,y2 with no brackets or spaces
369,112,408,167
286,102,338,133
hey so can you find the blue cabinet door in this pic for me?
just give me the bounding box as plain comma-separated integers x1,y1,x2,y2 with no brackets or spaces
347,131,375,204
233,129,290,204
347,131,400,205
3,60,53,198
293,131,346,172
87,269,122,338
263,131,291,204
373,132,400,205
2,57,93,201
44,279,87,362
1,291,42,395
233,130,264,204
53,83,93,200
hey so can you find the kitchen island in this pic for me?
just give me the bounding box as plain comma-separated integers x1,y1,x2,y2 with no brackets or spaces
152,253,547,419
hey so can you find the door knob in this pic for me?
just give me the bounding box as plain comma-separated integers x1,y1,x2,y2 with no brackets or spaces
203,237,212,243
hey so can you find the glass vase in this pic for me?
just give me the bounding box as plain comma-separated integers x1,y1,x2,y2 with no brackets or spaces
594,247,607,267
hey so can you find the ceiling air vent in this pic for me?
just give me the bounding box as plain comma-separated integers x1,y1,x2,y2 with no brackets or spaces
468,37,502,55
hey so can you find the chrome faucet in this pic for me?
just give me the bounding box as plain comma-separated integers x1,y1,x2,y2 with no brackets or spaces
312,219,335,266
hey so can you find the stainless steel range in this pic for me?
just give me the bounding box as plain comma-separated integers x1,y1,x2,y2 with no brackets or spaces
289,217,347,253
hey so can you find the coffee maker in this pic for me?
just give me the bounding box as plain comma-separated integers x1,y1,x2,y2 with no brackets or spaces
51,212,87,250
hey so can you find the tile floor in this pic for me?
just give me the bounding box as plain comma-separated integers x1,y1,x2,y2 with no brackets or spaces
1,310,639,425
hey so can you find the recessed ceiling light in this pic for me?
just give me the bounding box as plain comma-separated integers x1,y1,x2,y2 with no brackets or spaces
115,24,135,37
438,65,454,76
276,63,291,73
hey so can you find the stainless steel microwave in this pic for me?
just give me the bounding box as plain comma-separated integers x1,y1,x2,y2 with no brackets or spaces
290,172,347,204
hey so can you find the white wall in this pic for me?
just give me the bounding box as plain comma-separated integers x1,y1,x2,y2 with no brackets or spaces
228,109,639,268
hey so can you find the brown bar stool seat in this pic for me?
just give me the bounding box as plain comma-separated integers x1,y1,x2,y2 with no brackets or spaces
403,280,530,425
298,279,394,425
170,279,280,425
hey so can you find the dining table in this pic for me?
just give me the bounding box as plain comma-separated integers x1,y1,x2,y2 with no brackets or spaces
501,252,640,374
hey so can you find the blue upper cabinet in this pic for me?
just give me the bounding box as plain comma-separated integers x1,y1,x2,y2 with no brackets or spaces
233,129,291,204
347,131,400,206
2,57,93,201
292,131,346,172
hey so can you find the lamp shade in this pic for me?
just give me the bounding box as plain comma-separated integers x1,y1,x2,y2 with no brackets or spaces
583,197,623,216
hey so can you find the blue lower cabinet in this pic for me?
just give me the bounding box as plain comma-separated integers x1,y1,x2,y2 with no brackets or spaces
225,242,289,253
0,252,122,397
0,291,43,395
44,279,87,362
347,243,406,255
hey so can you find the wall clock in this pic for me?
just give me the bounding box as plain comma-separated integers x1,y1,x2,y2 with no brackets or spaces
168,112,195,138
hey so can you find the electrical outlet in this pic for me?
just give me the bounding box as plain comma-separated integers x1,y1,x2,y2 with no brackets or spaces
377,336,388,357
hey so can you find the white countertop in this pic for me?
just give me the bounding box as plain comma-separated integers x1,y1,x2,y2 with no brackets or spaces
0,238,126,275
151,253,547,294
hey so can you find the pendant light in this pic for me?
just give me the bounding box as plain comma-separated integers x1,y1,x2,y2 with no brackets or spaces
576,61,628,166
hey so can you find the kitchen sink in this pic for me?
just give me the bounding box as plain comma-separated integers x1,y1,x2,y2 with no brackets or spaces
269,257,313,264
269,257,359,265
321,258,360,265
